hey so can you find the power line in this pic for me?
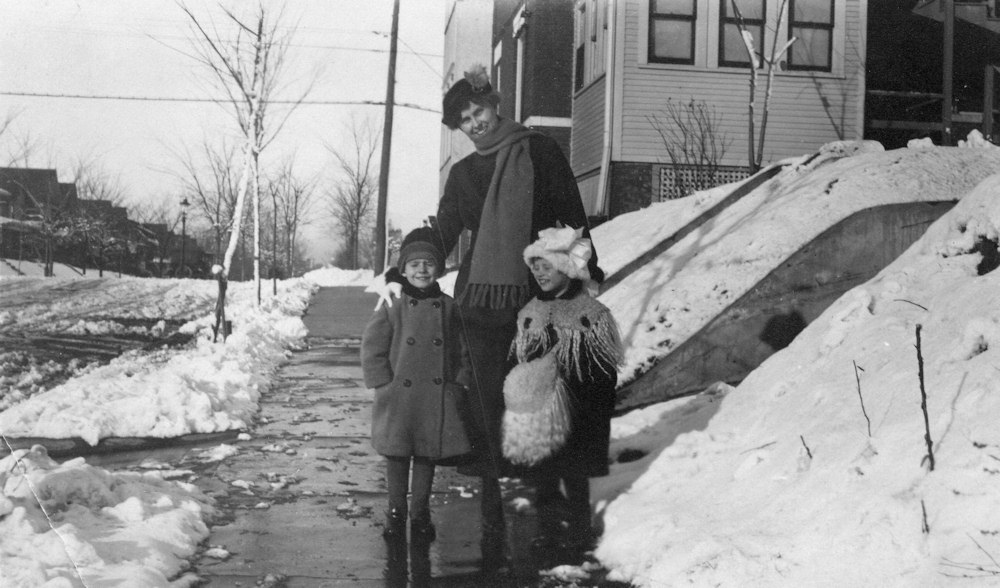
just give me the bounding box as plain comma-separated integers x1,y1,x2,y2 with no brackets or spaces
0,90,438,113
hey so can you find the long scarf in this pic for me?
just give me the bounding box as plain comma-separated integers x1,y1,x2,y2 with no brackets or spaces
458,117,540,309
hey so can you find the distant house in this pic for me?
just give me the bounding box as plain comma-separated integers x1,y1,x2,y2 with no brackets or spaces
572,0,867,217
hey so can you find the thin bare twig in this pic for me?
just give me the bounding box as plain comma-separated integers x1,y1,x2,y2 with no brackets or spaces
894,298,930,312
799,435,813,459
853,360,872,437
916,324,935,471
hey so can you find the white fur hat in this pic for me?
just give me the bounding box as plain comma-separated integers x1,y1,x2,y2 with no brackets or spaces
522,226,592,281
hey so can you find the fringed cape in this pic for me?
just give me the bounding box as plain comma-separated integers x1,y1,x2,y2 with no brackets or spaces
501,287,623,467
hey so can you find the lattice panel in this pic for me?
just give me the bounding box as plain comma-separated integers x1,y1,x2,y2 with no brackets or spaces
658,165,750,201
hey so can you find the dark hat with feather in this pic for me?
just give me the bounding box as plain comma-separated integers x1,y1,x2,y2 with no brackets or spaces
442,65,498,129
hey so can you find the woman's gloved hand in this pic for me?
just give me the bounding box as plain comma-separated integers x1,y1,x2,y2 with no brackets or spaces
373,267,405,311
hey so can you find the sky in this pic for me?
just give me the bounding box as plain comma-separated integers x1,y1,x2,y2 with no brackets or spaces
0,0,449,262
2,134,998,585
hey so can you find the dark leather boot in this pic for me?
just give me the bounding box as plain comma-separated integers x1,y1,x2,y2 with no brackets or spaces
410,511,436,542
382,507,407,540
480,522,511,576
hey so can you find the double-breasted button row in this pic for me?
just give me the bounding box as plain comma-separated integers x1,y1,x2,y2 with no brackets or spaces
407,299,442,308
407,336,442,345
400,378,444,387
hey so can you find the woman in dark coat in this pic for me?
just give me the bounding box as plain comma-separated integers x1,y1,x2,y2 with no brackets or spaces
435,67,604,572
381,67,604,573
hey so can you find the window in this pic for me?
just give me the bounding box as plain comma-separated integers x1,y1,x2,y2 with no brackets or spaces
719,0,765,68
649,0,696,65
574,0,608,91
787,0,833,71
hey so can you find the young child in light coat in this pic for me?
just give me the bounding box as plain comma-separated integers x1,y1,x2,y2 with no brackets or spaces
361,227,472,542
501,225,623,561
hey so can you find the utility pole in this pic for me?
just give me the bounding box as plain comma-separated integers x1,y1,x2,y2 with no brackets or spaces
374,0,399,274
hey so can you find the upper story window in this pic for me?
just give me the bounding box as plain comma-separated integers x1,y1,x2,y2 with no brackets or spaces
787,0,834,71
640,0,846,76
648,0,696,65
719,0,765,68
575,0,609,91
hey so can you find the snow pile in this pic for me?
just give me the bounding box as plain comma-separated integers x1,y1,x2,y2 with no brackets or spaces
1,445,212,587
591,180,735,277
302,266,373,287
597,172,1000,586
597,142,1000,386
0,278,315,444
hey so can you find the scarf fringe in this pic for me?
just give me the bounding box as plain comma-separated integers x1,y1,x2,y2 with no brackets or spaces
458,283,532,310
512,301,624,383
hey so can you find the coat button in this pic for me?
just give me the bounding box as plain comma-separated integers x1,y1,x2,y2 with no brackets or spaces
432,301,441,308
403,379,412,387
433,377,442,385
406,337,415,345
432,337,442,346
408,299,418,306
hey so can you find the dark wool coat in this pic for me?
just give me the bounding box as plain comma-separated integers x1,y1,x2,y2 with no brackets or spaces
511,281,621,478
434,131,603,476
361,288,472,460
438,133,604,307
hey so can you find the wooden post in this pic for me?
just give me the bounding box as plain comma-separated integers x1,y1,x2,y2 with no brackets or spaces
374,0,399,275
942,0,954,145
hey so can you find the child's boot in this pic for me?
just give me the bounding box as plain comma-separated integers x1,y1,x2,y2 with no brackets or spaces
382,506,407,540
410,510,436,542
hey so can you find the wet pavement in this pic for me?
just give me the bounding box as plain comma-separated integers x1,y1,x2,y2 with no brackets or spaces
178,286,623,588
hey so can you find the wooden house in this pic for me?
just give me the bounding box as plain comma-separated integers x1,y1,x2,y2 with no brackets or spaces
571,0,868,217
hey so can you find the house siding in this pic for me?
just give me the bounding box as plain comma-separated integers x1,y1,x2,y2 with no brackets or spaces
618,0,865,167
571,78,606,176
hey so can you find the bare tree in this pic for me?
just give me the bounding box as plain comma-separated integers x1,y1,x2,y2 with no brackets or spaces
325,118,380,270
49,155,141,277
170,138,240,266
731,0,796,172
130,198,185,277
648,98,731,198
180,0,310,336
266,159,315,281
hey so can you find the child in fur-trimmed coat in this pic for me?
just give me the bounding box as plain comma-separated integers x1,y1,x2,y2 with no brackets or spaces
501,226,623,561
361,227,472,543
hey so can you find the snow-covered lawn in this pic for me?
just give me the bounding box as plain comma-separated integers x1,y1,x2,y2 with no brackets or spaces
1,445,213,587
593,136,1000,387
593,140,1000,586
0,267,369,587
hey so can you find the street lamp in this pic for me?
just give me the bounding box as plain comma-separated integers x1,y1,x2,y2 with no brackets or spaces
179,197,190,276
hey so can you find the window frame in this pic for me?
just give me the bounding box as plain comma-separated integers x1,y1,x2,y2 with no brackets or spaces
786,0,835,72
648,0,698,66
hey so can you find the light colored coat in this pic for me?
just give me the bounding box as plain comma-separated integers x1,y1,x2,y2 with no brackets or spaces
361,291,472,460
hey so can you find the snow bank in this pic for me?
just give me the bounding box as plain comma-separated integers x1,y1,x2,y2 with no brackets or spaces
600,142,1000,386
302,266,373,287
1,445,212,587
0,278,315,444
598,172,1000,587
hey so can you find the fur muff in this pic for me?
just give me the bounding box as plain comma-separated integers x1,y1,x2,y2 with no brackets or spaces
501,352,572,465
